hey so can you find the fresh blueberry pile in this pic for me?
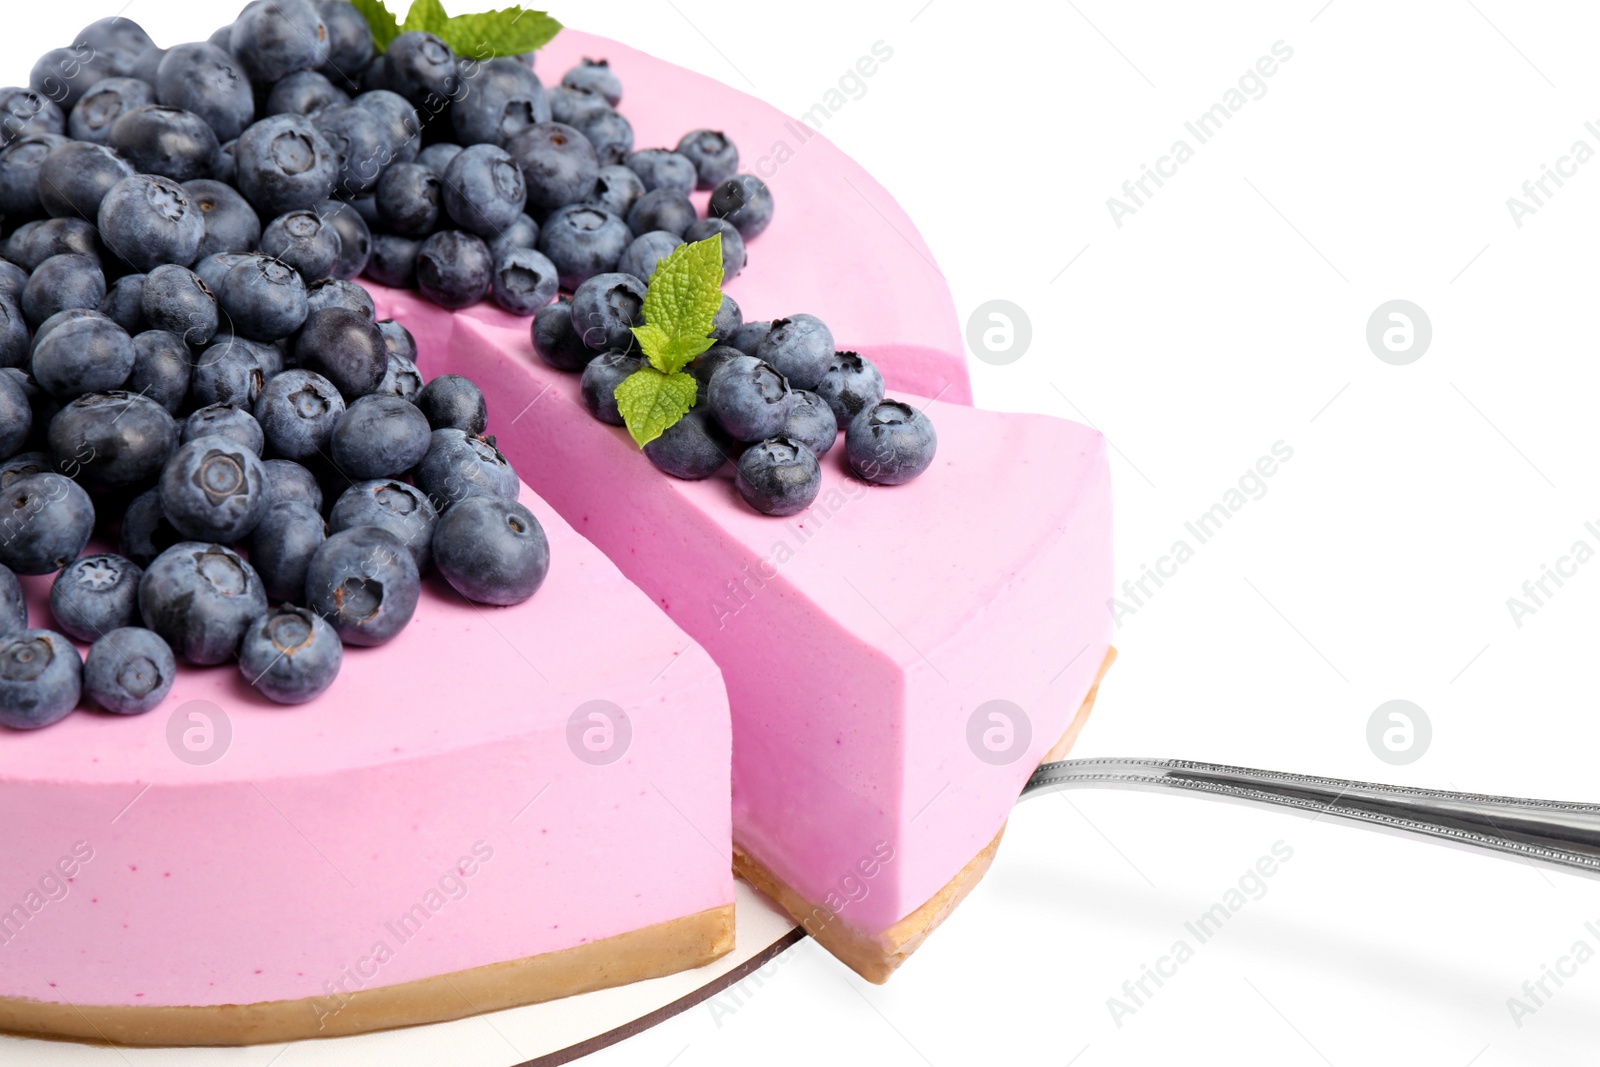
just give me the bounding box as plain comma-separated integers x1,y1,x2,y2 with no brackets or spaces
0,4,570,731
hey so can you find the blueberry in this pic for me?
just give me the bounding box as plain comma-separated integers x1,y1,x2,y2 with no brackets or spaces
416,230,492,309
310,101,394,197
49,554,142,641
156,42,255,142
432,494,548,605
490,212,540,258
254,368,345,461
73,16,158,74
138,542,267,664
330,394,431,479
297,306,390,400
756,314,834,391
686,344,743,392
625,187,696,238
329,478,437,571
67,77,155,144
506,121,598,216
140,264,218,344
109,105,220,182
0,296,25,370
683,217,747,280
117,488,180,566
216,254,308,341
413,428,519,510
0,449,53,488
0,87,65,146
570,272,645,353
675,129,739,190
266,70,349,117
0,630,81,730
0,562,24,637
175,180,260,262
304,525,420,646
352,90,420,165
0,260,27,304
305,277,375,318
376,318,417,364
97,174,205,272
231,0,330,85
246,500,327,601
314,199,371,279
561,59,621,105
374,350,422,400
383,31,460,108
531,298,592,371
575,109,633,166
416,374,487,434
315,0,376,87
486,245,556,315
735,437,821,516
158,434,270,542
712,293,742,341
375,161,441,236
37,141,134,219
3,370,59,450
30,47,120,111
585,164,643,217
31,313,132,399
262,458,322,511
126,331,192,415
644,408,733,481
0,134,69,219
579,350,642,425
0,371,29,459
233,114,339,217
129,47,167,85
8,218,102,274
182,403,264,455
417,141,463,175
709,355,794,442
813,353,884,426
261,209,342,280
846,400,937,485
449,57,548,146
442,143,527,237
49,391,177,490
710,174,774,238
364,233,422,288
0,472,95,575
538,205,630,290
781,389,838,458
189,332,271,408
195,251,251,293
625,149,695,195
98,273,146,334
22,254,106,333
617,230,683,284
544,85,612,129
238,605,343,703
210,138,238,183
83,626,175,715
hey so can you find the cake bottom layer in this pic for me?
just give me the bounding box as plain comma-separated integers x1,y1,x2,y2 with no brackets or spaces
735,648,1115,983
0,905,734,1047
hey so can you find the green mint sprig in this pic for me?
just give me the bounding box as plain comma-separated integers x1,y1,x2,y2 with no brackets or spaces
615,235,725,448
350,0,562,58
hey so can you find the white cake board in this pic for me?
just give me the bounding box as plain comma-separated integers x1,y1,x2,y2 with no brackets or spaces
0,882,802,1066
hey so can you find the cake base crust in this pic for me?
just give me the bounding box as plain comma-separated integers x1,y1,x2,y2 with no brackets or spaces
734,647,1116,984
0,905,734,1048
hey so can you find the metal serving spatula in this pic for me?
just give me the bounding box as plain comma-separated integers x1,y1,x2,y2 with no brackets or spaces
1023,758,1600,874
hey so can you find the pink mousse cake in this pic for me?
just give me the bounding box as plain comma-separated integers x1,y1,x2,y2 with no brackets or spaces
0,483,733,1045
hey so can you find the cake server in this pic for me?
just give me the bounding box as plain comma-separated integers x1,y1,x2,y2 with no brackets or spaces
1023,758,1600,874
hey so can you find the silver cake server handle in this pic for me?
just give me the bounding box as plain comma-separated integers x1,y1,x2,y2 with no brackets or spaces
1022,757,1600,876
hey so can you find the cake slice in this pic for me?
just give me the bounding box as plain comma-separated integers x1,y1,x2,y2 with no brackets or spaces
0,483,733,1046
371,287,1113,982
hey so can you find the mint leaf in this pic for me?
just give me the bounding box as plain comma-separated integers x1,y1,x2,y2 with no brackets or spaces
350,0,401,52
441,8,563,59
631,235,725,374
615,368,698,448
401,0,449,34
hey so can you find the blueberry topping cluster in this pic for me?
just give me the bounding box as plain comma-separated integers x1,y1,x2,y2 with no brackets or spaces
0,5,577,729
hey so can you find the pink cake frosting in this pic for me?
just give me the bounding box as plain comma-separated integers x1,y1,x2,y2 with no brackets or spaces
531,30,972,405
0,483,732,1010
373,287,1113,939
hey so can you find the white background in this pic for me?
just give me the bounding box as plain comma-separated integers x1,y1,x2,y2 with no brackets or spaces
8,1,1600,1064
